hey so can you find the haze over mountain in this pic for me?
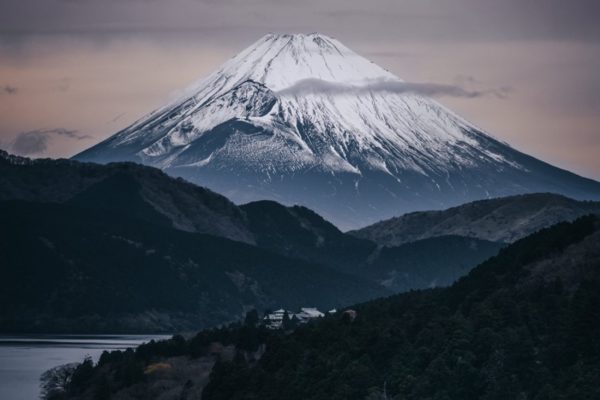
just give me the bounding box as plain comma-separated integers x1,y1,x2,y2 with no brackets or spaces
74,33,600,229
351,193,600,246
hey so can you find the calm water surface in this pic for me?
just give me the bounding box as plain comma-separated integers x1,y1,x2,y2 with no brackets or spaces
0,335,170,400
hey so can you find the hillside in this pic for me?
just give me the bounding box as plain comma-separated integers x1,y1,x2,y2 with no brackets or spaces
0,200,386,333
240,200,503,291
368,235,503,291
350,192,600,246
0,150,253,243
54,215,600,399
240,200,377,274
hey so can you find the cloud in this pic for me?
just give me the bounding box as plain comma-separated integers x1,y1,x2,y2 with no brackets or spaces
1,0,599,44
52,128,92,140
11,131,49,155
10,128,91,156
2,85,18,95
276,78,510,99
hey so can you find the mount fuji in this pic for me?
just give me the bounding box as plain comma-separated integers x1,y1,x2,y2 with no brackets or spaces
74,33,600,229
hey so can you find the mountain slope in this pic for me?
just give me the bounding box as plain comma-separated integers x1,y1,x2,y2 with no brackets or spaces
74,33,600,229
368,235,504,291
240,200,377,274
0,149,254,243
0,200,386,333
350,192,600,245
240,200,504,290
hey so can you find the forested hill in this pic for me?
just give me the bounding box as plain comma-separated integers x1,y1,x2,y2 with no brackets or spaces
203,215,600,400
57,215,600,400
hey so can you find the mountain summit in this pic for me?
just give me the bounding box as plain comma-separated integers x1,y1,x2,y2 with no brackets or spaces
75,33,600,229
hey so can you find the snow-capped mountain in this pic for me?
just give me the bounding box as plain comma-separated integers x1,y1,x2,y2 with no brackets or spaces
75,33,600,230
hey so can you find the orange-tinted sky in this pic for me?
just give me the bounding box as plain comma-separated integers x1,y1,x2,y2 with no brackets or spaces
1,0,599,180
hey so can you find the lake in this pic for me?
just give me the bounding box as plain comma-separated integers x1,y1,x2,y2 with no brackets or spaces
0,335,170,400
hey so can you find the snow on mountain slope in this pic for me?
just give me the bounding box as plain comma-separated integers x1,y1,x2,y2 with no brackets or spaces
75,33,600,230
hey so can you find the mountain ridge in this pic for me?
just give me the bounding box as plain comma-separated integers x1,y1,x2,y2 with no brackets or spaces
0,149,254,243
350,192,600,245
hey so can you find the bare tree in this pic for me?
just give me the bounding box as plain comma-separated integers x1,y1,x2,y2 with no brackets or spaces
40,363,78,400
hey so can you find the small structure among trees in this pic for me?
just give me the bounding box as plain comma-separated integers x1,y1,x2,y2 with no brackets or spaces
262,307,325,329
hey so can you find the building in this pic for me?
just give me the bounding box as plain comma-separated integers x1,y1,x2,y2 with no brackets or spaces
263,309,293,330
263,307,325,329
295,307,325,323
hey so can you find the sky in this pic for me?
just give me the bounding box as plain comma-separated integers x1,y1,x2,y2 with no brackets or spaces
1,0,599,180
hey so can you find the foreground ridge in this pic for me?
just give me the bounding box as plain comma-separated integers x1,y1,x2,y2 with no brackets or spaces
54,216,600,399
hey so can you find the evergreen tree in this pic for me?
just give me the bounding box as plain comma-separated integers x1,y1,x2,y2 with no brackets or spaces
282,311,292,330
244,309,259,326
